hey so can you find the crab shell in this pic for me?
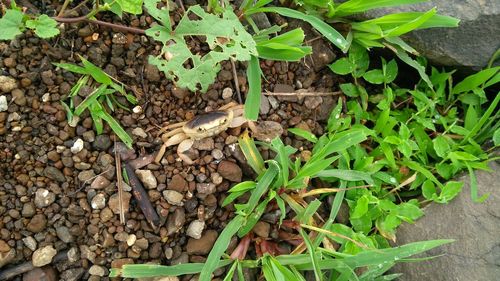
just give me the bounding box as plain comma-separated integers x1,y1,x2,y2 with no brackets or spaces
182,110,234,140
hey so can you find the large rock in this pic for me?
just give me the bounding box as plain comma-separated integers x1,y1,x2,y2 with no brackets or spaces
358,0,500,70
391,161,500,280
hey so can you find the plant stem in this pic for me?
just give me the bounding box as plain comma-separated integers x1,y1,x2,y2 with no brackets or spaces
53,16,146,34
58,0,72,17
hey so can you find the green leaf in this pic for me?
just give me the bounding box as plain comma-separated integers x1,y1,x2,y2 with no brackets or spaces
110,260,233,277
0,9,25,40
199,215,246,281
288,128,318,143
245,55,262,121
493,128,500,146
432,135,451,158
316,169,374,185
116,0,143,14
333,0,426,17
393,46,433,89
147,4,257,92
422,180,437,200
448,151,479,162
452,67,499,94
363,69,385,84
329,58,355,75
25,14,59,38
94,104,134,148
464,105,478,131
53,63,89,75
436,181,463,203
384,59,398,83
238,131,265,175
243,161,279,214
80,56,113,85
352,196,369,219
246,7,349,52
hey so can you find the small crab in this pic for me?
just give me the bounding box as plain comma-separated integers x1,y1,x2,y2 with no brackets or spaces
155,102,249,164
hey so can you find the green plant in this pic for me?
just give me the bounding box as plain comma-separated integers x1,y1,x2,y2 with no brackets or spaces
55,56,137,148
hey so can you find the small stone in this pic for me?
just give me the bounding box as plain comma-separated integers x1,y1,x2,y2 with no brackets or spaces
93,135,111,151
0,240,10,252
126,234,137,246
111,258,134,269
100,208,114,222
23,237,37,251
3,57,16,68
0,76,17,93
304,96,323,109
252,121,284,142
78,170,96,183
186,220,205,239
91,193,106,209
217,160,242,182
196,183,216,194
80,245,96,263
88,265,107,277
268,96,279,109
168,174,187,192
218,70,233,81
222,87,233,99
211,149,224,160
44,166,66,182
71,138,84,154
32,245,57,267
112,33,127,44
23,266,57,281
67,247,79,263
171,87,188,99
163,190,184,206
132,127,148,138
90,175,111,189
60,268,85,281
186,230,218,255
135,238,149,250
128,154,155,169
114,232,128,242
193,138,214,151
42,93,50,102
34,188,56,208
145,64,161,82
0,249,15,268
0,96,7,112
211,173,223,185
252,221,271,238
136,169,157,189
260,95,270,115
22,203,36,217
82,130,95,142
11,88,26,106
56,226,74,243
132,105,142,114
108,192,132,214
7,112,20,122
27,214,47,232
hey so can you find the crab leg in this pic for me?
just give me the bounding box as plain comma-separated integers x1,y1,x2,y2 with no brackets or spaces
155,132,188,163
177,139,195,165
157,121,188,135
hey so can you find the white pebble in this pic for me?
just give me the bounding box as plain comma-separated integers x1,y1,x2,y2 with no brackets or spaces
222,87,233,99
71,138,84,154
0,96,8,112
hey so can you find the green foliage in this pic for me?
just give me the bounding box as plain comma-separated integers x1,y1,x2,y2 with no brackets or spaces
0,9,60,40
25,15,59,38
54,57,137,148
145,1,257,93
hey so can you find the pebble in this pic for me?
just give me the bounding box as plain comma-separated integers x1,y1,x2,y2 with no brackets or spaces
145,64,161,82
34,188,56,208
0,240,10,252
252,221,271,238
186,220,205,239
132,127,148,138
82,130,95,142
23,266,57,281
88,265,107,277
32,245,57,267
128,154,154,169
168,174,187,192
100,207,114,222
11,88,26,106
196,183,216,195
56,226,74,243
22,236,37,251
22,202,36,217
211,149,224,160
268,95,279,109
71,138,84,154
218,70,233,81
27,214,47,232
163,190,184,206
60,268,85,281
67,247,79,263
252,121,284,142
136,169,157,189
78,170,96,183
171,87,188,99
0,249,15,268
91,175,111,189
135,238,149,250
112,33,127,44
217,160,242,182
211,173,223,185
44,166,66,182
126,234,137,246
186,230,218,255
42,93,50,102
193,138,214,151
93,135,112,151
0,96,7,112
167,208,186,235
304,96,323,109
108,192,132,214
111,258,134,269
222,87,233,99
91,193,106,209
0,76,17,93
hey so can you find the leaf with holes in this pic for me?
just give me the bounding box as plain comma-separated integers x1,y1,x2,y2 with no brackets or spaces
26,15,59,39
0,9,25,40
145,2,257,92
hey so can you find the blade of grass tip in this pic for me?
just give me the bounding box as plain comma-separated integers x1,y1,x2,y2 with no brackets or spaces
245,55,262,121
110,260,233,278
461,91,500,145
223,261,238,281
466,163,489,203
299,228,323,281
244,161,279,214
238,130,265,174
199,215,246,281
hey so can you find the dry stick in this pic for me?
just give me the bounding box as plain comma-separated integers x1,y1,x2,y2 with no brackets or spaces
53,16,146,35
124,163,160,228
0,249,69,280
230,58,243,104
264,90,343,97
114,141,126,225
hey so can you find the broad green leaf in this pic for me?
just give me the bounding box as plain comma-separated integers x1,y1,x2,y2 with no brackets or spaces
493,128,500,146
244,161,278,214
25,14,59,38
333,0,426,17
436,181,463,203
317,169,374,185
422,180,437,200
452,67,499,94
352,196,369,219
384,59,398,83
339,83,359,97
144,0,171,27
110,260,233,277
466,164,489,203
288,128,318,143
80,56,113,85
363,69,385,84
432,135,451,158
238,131,265,174
245,55,262,120
464,105,478,131
199,215,246,281
448,151,479,162
330,58,355,75
94,104,134,148
393,46,433,89
116,0,143,14
147,4,257,92
53,63,89,75
0,9,25,40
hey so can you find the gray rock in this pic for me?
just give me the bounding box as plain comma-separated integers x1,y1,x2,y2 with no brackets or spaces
357,0,500,70
44,166,66,182
136,169,157,189
186,220,205,239
391,161,500,280
163,190,184,206
88,265,107,276
60,268,85,281
56,226,74,243
93,135,111,151
34,188,56,208
22,236,37,251
0,249,15,268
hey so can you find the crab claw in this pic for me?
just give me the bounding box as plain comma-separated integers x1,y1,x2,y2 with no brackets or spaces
177,139,195,164
155,132,188,163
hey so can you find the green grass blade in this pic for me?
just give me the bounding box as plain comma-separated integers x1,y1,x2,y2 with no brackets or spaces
244,161,279,214
334,0,426,17
461,91,500,144
245,55,262,121
109,260,233,277
53,63,88,75
316,169,374,185
95,106,133,148
299,228,323,281
199,215,246,281
238,131,266,174
288,128,318,143
452,66,499,94
79,55,113,85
